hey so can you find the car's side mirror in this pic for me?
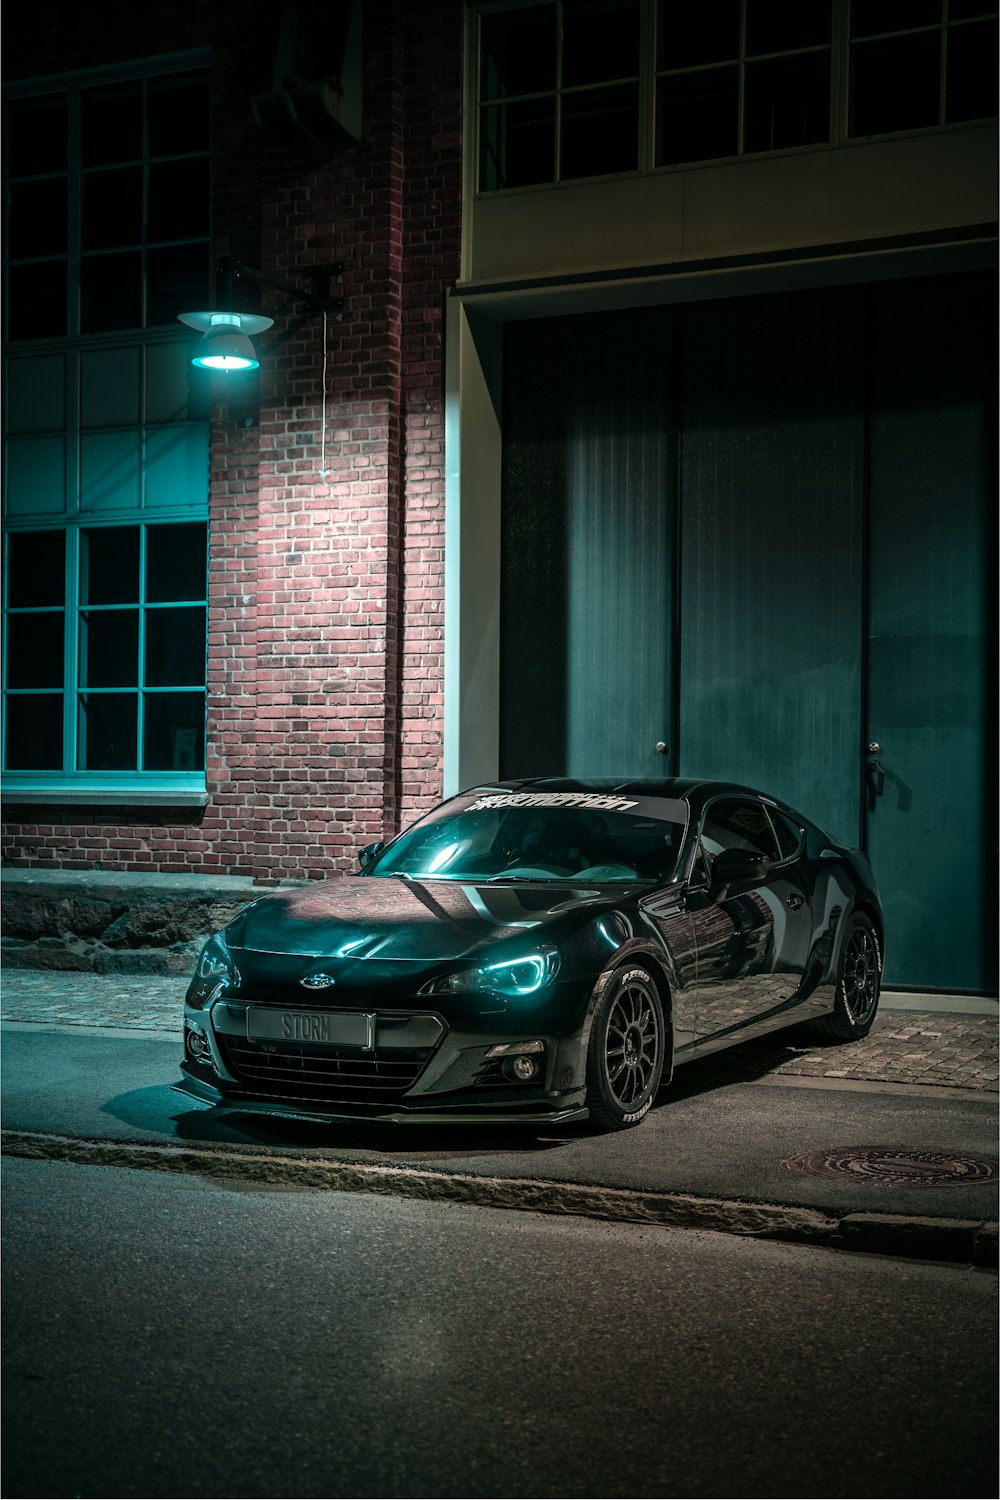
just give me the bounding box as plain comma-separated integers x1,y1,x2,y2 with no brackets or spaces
710,848,770,897
357,840,386,872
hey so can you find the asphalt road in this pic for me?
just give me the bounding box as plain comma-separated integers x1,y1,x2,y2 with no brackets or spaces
2,1025,997,1224
3,1155,996,1500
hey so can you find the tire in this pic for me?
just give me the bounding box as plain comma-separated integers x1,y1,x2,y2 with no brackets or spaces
811,914,882,1042
585,964,667,1131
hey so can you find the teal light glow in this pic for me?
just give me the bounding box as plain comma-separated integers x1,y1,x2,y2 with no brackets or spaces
179,311,271,373
190,931,241,1005
422,946,560,999
597,921,620,950
190,324,259,371
484,953,549,994
335,937,366,957
426,842,459,874
192,349,258,371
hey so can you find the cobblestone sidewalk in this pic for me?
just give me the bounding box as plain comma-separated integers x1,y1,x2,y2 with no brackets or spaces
1,971,183,1031
1,969,996,1093
696,1010,999,1092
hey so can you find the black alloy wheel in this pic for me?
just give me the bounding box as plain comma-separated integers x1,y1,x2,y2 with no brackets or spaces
585,964,666,1131
813,914,882,1042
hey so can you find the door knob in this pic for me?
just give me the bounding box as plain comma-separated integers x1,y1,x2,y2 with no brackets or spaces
867,742,881,755
655,741,668,755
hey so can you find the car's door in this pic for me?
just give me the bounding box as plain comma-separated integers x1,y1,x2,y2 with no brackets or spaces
760,802,815,980
686,796,814,1048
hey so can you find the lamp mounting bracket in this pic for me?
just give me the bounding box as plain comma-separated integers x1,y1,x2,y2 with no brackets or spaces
219,256,345,320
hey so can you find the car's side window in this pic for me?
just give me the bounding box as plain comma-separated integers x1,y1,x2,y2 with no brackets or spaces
688,843,713,888
766,807,804,861
700,799,780,863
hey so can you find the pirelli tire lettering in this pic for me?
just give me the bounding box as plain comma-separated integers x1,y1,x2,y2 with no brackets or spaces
586,963,666,1131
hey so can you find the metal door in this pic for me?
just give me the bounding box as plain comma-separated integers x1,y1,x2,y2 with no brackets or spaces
678,288,866,846
865,274,997,991
500,308,675,779
499,276,995,994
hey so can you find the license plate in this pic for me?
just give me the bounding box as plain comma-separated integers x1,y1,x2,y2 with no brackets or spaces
247,1008,374,1048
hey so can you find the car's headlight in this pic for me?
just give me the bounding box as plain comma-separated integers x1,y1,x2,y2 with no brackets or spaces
188,931,241,1006
421,946,560,998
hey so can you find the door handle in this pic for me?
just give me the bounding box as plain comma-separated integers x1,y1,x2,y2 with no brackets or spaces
865,741,885,797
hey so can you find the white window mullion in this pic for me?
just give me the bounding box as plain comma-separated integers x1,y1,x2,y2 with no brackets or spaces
554,0,564,182
939,1,949,126
831,0,850,147
737,0,747,157
639,0,656,173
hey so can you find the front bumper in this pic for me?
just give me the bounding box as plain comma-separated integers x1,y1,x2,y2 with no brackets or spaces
172,1067,589,1125
176,993,590,1125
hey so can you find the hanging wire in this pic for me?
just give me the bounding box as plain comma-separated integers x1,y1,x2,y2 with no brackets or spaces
320,308,329,477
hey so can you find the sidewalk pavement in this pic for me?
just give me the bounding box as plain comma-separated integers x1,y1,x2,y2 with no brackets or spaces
1,968,996,1094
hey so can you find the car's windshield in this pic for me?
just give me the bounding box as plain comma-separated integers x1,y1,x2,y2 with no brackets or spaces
370,790,688,883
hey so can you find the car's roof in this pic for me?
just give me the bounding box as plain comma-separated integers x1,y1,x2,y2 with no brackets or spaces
480,776,822,835
487,774,782,804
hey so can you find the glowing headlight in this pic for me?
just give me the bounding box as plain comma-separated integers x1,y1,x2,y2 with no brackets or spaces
421,946,560,998
188,931,241,1005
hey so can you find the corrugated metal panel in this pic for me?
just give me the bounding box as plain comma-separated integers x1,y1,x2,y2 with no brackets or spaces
867,272,997,990
678,290,866,846
501,309,674,779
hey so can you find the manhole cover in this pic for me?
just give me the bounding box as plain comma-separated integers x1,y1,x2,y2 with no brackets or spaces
781,1147,999,1186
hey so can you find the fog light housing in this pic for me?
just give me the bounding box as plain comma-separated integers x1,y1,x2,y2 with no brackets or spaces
502,1054,539,1083
185,1023,212,1065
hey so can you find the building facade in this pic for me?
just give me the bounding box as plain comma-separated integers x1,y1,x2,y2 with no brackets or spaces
3,0,997,993
3,0,461,881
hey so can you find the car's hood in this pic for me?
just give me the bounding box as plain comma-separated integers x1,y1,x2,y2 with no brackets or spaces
227,874,622,967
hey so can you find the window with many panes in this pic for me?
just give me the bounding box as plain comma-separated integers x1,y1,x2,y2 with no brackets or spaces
849,0,997,136
655,0,833,165
2,56,211,799
479,0,642,189
4,524,208,775
474,0,997,190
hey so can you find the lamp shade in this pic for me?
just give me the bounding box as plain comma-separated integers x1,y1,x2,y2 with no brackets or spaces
178,310,274,372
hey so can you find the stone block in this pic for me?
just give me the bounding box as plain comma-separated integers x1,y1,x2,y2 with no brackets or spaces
0,875,261,973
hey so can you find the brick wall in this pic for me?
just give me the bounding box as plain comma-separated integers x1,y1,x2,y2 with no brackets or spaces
1,0,462,878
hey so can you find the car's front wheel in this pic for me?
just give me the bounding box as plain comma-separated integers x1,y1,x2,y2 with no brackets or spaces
812,914,882,1042
585,964,667,1131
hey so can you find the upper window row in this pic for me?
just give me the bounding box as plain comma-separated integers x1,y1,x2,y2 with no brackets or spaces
3,70,210,340
477,0,998,191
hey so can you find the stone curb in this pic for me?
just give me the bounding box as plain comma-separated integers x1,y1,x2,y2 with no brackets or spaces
3,1129,996,1269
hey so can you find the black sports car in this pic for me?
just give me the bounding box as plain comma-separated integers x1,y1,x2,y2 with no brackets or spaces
175,778,884,1131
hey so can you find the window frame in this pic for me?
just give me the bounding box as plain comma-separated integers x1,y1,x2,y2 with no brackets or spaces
2,51,212,807
477,0,647,192
2,519,210,805
845,2,999,142
4,49,212,343
762,803,805,863
654,0,835,170
697,796,781,863
471,0,997,196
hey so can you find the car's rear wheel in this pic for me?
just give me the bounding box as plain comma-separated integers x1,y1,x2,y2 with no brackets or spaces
812,914,882,1042
585,964,666,1131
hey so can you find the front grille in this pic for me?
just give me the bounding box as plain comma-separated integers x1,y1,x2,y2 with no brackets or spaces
218,1036,432,1105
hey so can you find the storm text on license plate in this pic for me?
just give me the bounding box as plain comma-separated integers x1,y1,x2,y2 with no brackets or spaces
247,1008,374,1048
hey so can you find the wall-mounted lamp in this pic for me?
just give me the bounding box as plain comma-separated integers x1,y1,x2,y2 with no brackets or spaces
179,257,344,373
179,311,274,371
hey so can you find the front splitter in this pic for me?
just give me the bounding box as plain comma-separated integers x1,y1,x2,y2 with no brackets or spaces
171,1074,589,1127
